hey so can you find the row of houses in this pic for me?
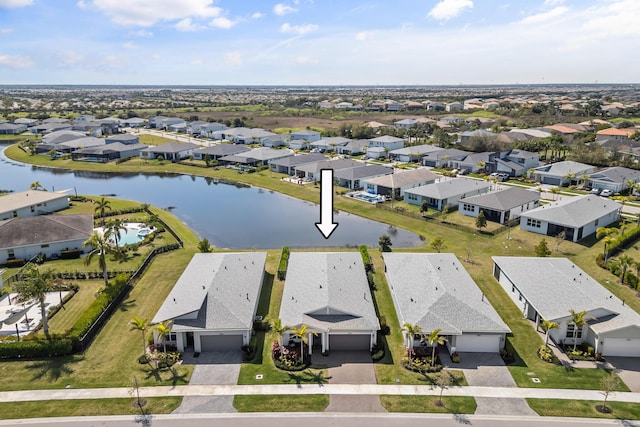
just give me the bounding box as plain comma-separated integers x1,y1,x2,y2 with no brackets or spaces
151,251,640,358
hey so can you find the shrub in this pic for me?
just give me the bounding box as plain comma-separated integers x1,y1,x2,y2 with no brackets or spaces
60,249,82,260
451,352,460,363
537,345,559,364
0,339,73,359
402,356,442,373
371,344,385,361
359,245,372,271
4,258,26,268
277,246,290,280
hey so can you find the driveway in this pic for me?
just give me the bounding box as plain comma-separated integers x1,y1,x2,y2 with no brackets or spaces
441,352,536,416
607,357,640,392
320,351,385,413
173,352,242,414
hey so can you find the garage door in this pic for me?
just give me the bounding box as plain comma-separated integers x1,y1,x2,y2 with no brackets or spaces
330,334,371,351
455,334,501,353
542,177,561,186
603,338,640,357
200,334,243,352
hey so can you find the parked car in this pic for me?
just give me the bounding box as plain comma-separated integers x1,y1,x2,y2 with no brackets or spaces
590,188,601,195
600,189,613,197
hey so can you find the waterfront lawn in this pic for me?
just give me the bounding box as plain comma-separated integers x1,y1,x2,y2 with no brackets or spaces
0,397,182,419
380,395,477,414
233,395,329,412
526,398,640,419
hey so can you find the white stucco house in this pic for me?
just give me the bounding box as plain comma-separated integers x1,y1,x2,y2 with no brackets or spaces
459,187,540,224
587,167,640,194
0,190,70,220
531,161,596,186
403,178,492,211
363,168,439,199
152,252,267,353
290,129,321,143
493,256,640,357
367,135,404,152
519,195,621,242
279,252,380,353
139,142,199,161
384,253,511,353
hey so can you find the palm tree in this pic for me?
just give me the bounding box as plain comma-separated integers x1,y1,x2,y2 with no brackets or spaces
105,218,127,250
422,328,447,367
402,323,423,363
270,318,290,345
29,181,44,191
596,227,618,263
13,265,61,338
617,254,634,285
289,324,316,364
129,317,149,355
83,231,114,287
154,320,173,353
540,318,559,346
569,309,595,351
94,197,112,227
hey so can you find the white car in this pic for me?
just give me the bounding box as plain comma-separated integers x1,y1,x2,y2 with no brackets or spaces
600,189,613,197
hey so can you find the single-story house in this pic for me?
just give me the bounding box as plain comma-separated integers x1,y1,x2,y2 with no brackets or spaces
0,190,70,220
290,129,321,142
531,161,596,186
449,152,496,174
0,214,93,264
364,168,439,199
293,158,361,182
394,119,418,130
14,118,38,126
334,164,393,190
53,137,106,154
279,252,380,353
148,116,167,128
596,127,636,142
30,123,72,135
310,137,351,152
199,122,228,138
587,167,640,193
228,128,275,144
152,252,267,353
384,252,510,353
403,178,492,211
459,187,540,224
219,148,294,167
390,145,443,163
261,134,289,148
269,153,327,175
0,123,27,134
493,256,640,357
72,122,104,137
421,148,469,168
161,117,186,130
367,135,404,152
169,122,187,133
120,117,146,128
42,130,85,145
106,134,140,145
366,146,388,159
519,195,621,242
71,143,148,163
445,102,464,112
192,144,250,161
336,139,368,156
187,121,209,135
139,142,200,161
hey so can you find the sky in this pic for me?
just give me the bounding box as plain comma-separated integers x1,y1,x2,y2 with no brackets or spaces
0,0,639,85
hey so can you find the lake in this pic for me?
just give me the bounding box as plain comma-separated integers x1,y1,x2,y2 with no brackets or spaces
0,146,423,249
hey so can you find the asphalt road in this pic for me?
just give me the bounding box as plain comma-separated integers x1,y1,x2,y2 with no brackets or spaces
1,413,637,427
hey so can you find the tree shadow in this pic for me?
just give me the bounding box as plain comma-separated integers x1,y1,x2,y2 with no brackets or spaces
118,298,138,312
168,367,189,387
284,372,303,388
303,369,331,387
143,365,162,382
27,356,77,383
452,413,472,424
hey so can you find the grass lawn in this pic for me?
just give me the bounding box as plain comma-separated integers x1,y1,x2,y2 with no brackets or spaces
380,395,477,414
527,398,640,419
0,397,182,419
137,133,178,146
233,395,329,412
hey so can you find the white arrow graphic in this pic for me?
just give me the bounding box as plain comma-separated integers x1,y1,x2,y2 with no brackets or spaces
315,169,339,239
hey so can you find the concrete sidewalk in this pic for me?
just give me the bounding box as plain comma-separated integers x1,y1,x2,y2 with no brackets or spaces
1,384,639,403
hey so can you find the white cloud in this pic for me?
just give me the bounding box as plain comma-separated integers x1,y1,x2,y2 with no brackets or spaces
274,3,296,16
519,6,568,24
428,0,473,21
0,53,34,68
251,11,263,19
0,28,14,34
280,23,318,35
224,51,242,66
86,0,222,26
56,50,85,66
0,0,32,8
130,29,153,38
210,17,235,29
355,31,374,41
296,55,318,64
175,18,204,32
76,0,87,9
543,0,565,6
123,42,137,49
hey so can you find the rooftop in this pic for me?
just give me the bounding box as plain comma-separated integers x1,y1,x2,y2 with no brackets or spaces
460,187,540,211
0,190,69,215
520,194,621,227
404,178,491,200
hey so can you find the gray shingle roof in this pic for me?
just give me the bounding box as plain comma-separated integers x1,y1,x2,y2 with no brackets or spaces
235,148,293,161
74,143,147,155
533,160,594,177
333,164,393,181
279,252,380,332
383,253,510,334
152,252,267,331
194,144,250,157
588,167,640,185
0,190,69,215
492,257,640,333
269,152,327,167
460,187,539,211
520,195,621,227
296,158,361,174
370,135,404,143
142,142,199,153
0,214,93,249
390,145,442,156
364,168,439,189
404,178,492,200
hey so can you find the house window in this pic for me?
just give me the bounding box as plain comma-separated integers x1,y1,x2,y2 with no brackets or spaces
41,244,49,248
12,211,17,217
366,184,375,191
30,206,35,212
566,324,583,339
407,193,418,201
594,219,599,226
463,204,474,212
526,218,541,228
7,249,15,259
167,332,177,342
511,285,515,293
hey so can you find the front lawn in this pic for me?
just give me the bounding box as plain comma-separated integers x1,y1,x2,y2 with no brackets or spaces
233,395,329,412
527,398,640,419
380,395,477,414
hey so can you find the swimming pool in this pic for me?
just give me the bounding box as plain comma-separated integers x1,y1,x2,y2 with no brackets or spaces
347,191,385,204
96,223,155,246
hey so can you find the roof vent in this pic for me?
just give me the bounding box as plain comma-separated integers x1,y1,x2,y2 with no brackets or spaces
202,285,205,290
173,298,176,303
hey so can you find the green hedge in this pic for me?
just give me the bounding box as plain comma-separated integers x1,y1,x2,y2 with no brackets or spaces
277,246,290,280
68,272,131,341
60,249,82,260
0,339,73,359
607,226,640,258
359,245,372,272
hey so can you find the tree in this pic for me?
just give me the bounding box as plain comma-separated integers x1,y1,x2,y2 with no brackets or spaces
197,238,212,253
430,237,446,253
440,205,450,223
569,309,595,351
475,210,487,231
550,186,560,200
289,324,316,364
599,374,618,413
270,318,290,345
534,239,551,257
129,317,149,355
83,232,114,288
105,218,127,251
94,197,112,227
596,227,618,263
30,181,44,191
420,200,429,216
13,265,60,338
154,320,173,354
540,318,559,346
435,369,454,407
378,234,392,252
422,328,446,367
402,323,423,363
617,254,634,285
554,231,566,252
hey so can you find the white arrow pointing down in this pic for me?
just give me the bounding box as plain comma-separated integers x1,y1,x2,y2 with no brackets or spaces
315,169,339,239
